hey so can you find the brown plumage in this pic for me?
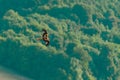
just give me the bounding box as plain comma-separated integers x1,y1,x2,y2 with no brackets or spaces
37,29,50,46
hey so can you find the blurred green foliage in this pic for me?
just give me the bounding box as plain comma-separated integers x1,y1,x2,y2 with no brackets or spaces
0,0,120,80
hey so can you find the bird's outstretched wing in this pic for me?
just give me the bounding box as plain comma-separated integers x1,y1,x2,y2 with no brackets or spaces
45,40,49,46
42,29,47,34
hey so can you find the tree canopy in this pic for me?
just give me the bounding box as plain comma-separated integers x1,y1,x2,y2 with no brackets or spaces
0,0,120,80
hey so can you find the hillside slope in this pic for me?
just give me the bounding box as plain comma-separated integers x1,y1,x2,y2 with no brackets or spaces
0,0,120,80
